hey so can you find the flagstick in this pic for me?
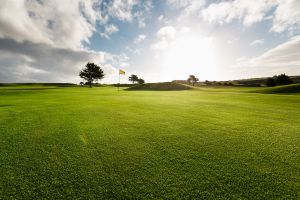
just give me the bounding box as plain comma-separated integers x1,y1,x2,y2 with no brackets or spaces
118,72,120,92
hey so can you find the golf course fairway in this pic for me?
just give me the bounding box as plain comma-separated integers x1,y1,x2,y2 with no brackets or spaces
0,86,299,199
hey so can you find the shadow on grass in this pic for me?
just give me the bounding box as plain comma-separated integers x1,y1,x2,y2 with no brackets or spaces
251,83,300,95
1,88,59,91
0,104,15,107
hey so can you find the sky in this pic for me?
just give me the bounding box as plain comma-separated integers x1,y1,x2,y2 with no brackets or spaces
0,0,300,83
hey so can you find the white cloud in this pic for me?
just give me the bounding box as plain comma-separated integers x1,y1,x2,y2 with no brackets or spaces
134,1,153,28
100,24,119,39
0,0,104,49
151,40,169,50
166,0,206,17
106,0,138,21
233,36,300,76
0,0,153,82
271,0,300,33
227,37,240,45
253,36,300,67
200,0,300,33
0,0,153,50
250,39,265,46
151,26,177,50
157,26,176,40
201,0,276,27
158,15,164,22
0,0,134,49
0,1,48,44
105,0,152,28
134,34,147,44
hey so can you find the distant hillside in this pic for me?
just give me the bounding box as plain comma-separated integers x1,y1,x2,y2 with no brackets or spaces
126,82,193,91
254,84,300,94
231,76,300,86
173,75,300,87
112,84,138,87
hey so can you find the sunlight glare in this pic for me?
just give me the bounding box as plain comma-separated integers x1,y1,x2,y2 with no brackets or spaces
162,34,218,81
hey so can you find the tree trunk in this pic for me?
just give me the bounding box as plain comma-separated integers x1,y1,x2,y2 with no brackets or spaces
89,80,92,88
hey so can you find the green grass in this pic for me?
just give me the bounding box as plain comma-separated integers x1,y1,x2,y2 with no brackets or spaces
126,82,193,90
254,83,300,94
0,86,299,199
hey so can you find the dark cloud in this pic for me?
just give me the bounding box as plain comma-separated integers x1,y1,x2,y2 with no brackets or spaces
0,38,120,83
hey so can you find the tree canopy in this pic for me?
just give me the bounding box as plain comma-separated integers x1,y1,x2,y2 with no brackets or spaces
129,74,139,84
275,74,293,85
187,75,199,86
137,78,145,84
265,74,293,87
79,62,104,87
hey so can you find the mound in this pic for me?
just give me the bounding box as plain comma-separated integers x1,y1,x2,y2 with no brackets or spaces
255,84,300,94
126,82,193,91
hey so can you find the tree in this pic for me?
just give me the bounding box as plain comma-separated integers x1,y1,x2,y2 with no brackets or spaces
187,78,191,85
205,80,210,85
265,77,276,87
274,74,293,85
79,62,104,88
187,75,199,86
129,74,139,84
137,78,145,84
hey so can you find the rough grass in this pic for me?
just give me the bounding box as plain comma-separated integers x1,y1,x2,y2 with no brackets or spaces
254,83,300,94
0,86,299,199
126,82,193,91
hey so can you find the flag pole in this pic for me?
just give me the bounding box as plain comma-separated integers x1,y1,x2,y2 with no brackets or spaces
118,71,120,92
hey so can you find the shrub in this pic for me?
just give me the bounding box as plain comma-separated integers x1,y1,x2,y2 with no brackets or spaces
274,74,293,85
265,78,276,87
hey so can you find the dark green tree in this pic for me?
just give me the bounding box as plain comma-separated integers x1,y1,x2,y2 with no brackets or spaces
137,78,145,84
187,75,199,86
129,74,139,84
274,74,293,85
79,62,104,88
265,77,276,87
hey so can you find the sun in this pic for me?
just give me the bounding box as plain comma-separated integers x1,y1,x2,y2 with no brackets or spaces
162,34,218,81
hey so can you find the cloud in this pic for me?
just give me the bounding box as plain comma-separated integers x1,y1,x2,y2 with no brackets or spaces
105,0,152,28
105,0,138,21
271,0,300,33
151,26,177,50
158,15,164,22
0,0,103,49
0,0,153,49
157,26,176,39
253,36,300,67
100,24,119,39
134,34,147,44
201,0,275,26
201,0,300,33
0,0,152,83
233,36,300,76
166,0,206,17
250,39,265,46
151,40,169,50
0,38,129,83
134,1,153,28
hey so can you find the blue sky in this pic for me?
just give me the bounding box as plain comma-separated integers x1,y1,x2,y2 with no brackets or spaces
0,0,300,83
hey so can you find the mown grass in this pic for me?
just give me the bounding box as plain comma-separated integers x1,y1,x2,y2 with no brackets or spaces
126,82,193,90
0,86,299,199
254,83,300,94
